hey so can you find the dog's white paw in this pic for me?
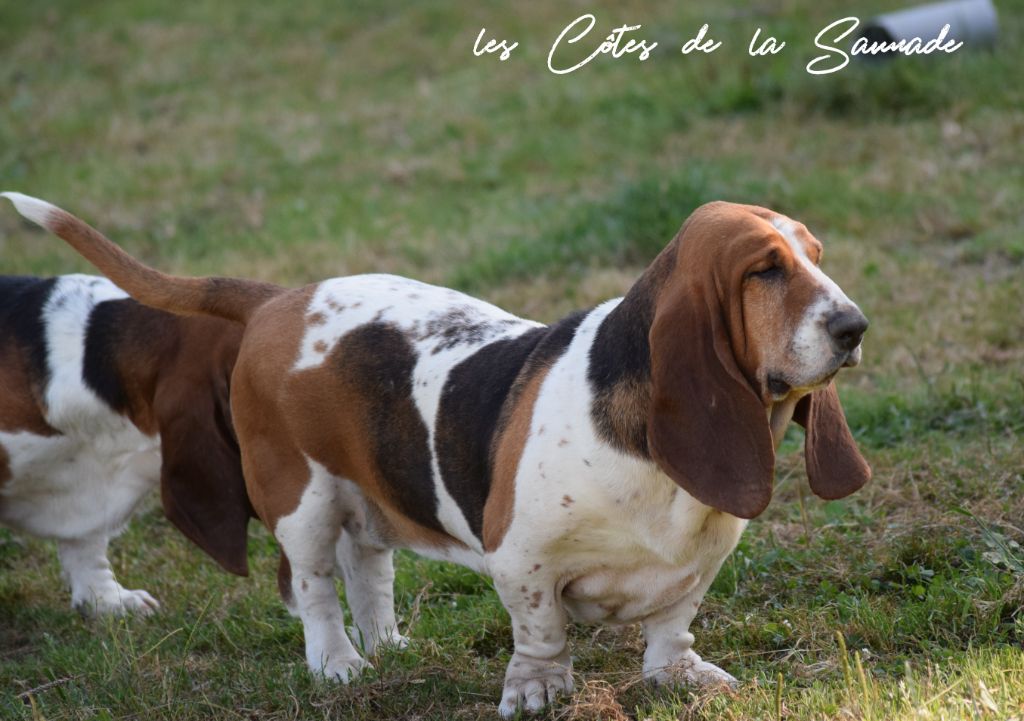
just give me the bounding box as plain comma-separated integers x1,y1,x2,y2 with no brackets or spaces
315,655,372,684
378,629,410,651
74,585,160,617
498,650,573,718
644,649,737,689
351,626,410,655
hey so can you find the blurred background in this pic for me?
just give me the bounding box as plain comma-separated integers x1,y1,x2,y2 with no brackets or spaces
1,1,1022,719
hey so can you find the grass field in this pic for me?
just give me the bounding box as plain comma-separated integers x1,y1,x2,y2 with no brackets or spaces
2,0,1023,719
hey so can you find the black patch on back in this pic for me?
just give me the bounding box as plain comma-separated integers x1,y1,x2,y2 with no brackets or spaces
334,323,447,535
82,299,134,413
435,311,587,540
0,276,58,391
84,298,180,417
434,327,546,537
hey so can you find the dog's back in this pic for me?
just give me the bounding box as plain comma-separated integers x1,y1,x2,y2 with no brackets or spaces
0,274,251,614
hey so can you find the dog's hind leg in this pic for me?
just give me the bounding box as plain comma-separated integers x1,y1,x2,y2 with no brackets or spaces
336,531,409,655
273,457,368,682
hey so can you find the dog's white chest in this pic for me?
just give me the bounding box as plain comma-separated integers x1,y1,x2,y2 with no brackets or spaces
562,561,702,623
557,507,747,624
489,303,750,626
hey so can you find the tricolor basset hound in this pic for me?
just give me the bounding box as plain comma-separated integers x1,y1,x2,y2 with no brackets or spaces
0,269,251,615
4,192,870,716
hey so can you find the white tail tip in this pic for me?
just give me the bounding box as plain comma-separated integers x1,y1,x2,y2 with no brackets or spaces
1,191,61,230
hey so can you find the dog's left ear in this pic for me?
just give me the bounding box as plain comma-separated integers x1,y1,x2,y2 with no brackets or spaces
793,382,871,500
155,365,251,576
645,206,780,520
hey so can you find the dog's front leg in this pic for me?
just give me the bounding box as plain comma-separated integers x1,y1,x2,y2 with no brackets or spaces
640,571,736,689
58,533,159,616
490,561,573,718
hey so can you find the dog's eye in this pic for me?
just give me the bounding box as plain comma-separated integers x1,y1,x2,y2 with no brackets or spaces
747,265,783,281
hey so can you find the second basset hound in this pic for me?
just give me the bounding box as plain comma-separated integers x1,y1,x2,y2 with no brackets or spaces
0,271,251,615
5,192,870,716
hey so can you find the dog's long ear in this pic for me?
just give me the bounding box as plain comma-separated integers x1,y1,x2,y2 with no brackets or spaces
793,383,871,500
647,235,775,519
155,340,251,576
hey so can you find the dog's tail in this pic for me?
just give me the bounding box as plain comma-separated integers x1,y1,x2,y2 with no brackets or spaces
2,192,281,324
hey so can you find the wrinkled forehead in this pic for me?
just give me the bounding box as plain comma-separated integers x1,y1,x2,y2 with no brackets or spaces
767,213,853,307
769,214,823,262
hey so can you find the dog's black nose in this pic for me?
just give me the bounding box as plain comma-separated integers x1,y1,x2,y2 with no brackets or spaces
827,309,868,352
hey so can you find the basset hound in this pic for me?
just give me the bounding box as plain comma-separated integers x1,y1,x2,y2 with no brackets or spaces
3,192,870,716
0,269,251,615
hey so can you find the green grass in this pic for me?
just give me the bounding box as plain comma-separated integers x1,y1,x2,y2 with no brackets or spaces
2,0,1023,719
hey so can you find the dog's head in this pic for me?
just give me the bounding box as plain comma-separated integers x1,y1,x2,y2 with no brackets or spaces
647,201,870,518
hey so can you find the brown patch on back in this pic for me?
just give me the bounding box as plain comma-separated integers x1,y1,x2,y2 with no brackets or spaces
482,364,552,552
234,285,464,554
229,285,320,529
285,322,455,547
0,339,60,437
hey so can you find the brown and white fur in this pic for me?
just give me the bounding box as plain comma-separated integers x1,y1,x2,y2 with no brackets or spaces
4,192,870,715
0,266,251,615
